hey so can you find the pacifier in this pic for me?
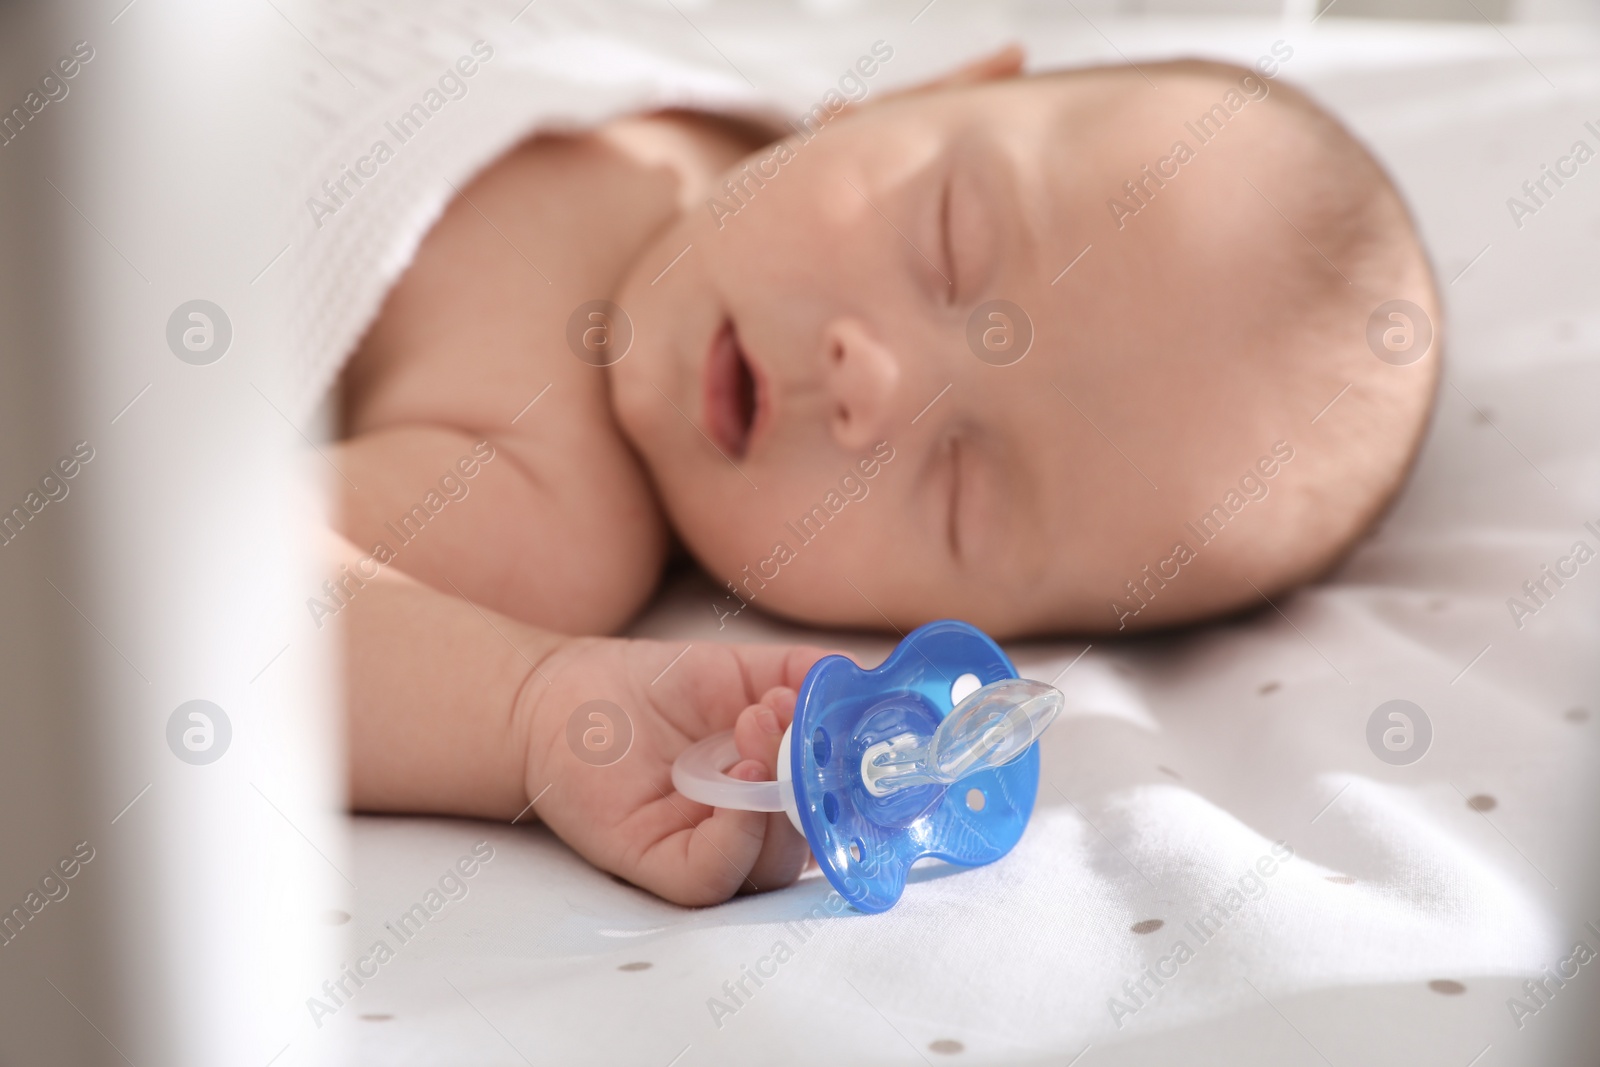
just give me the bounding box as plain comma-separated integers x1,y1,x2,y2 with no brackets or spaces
672,620,1062,913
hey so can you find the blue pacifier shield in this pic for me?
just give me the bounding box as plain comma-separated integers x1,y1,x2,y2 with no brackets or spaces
790,619,1040,913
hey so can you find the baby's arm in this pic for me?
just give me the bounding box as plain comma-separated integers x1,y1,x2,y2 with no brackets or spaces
332,529,549,820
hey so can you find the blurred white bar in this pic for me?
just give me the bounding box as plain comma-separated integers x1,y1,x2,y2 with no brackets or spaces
0,2,342,1065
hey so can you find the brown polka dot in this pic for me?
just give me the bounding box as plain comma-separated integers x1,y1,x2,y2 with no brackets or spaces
1325,875,1356,885
1467,795,1497,812
1566,707,1590,723
1427,598,1448,612
1472,408,1493,425
929,1039,964,1054
1259,681,1280,695
1157,765,1182,780
1428,979,1466,995
1130,919,1165,935
618,961,652,972
360,1013,394,1021
323,909,351,925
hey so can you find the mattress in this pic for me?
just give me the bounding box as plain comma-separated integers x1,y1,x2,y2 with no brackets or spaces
308,7,1600,1065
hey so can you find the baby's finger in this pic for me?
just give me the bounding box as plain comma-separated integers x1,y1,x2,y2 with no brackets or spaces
727,644,837,701
740,809,810,896
630,760,774,906
732,687,795,771
730,688,810,894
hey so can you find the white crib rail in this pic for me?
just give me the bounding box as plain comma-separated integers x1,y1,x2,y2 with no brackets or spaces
0,3,342,1065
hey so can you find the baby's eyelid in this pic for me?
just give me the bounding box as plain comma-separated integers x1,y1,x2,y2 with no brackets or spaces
938,176,958,306
946,437,962,560
950,158,1001,303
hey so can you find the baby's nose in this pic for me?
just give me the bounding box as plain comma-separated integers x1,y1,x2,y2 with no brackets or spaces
821,318,899,451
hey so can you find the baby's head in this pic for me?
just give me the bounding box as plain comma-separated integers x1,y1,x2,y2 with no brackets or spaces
609,55,1439,637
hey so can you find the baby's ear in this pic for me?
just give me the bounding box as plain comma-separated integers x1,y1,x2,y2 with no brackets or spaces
941,44,1026,86
886,44,1025,100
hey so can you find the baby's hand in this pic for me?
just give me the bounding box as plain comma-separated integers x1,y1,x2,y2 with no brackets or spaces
523,637,836,906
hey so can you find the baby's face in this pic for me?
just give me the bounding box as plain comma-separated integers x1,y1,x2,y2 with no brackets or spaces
610,71,1335,635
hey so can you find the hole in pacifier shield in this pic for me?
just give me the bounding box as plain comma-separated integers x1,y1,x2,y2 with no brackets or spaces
166,300,232,365
1366,300,1431,366
1366,699,1431,766
950,673,981,705
566,300,632,367
566,699,633,766
167,700,231,765
966,300,1032,367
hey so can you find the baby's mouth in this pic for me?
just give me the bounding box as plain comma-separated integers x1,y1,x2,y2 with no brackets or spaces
704,318,763,459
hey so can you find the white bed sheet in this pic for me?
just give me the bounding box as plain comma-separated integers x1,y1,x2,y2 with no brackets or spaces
307,9,1600,1066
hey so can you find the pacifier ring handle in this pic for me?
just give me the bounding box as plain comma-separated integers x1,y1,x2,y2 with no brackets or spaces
672,731,791,812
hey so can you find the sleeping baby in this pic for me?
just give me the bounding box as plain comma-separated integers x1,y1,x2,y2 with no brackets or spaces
328,48,1439,906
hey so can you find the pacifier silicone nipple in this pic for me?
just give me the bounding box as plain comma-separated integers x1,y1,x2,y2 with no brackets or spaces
859,678,1061,797
671,620,1062,912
